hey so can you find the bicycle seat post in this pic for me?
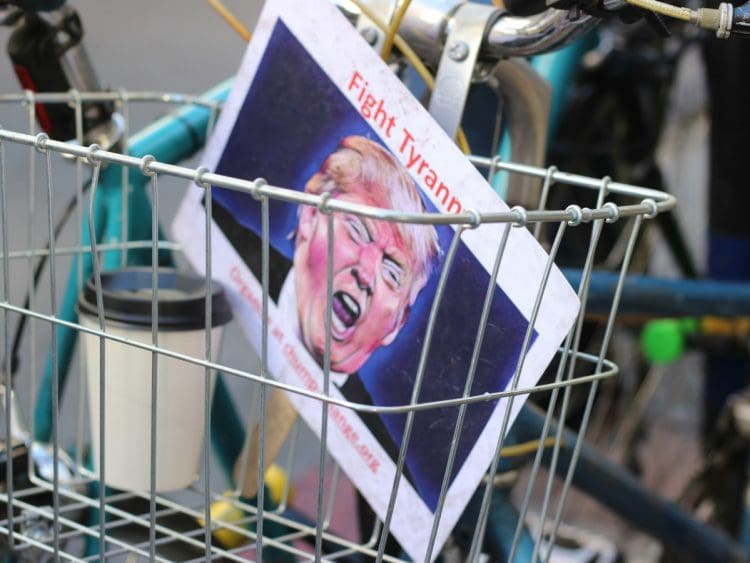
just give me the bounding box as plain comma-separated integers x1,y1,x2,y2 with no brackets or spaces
4,5,121,148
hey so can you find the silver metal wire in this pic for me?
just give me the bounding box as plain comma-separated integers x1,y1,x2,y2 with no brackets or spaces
314,197,335,561
468,219,568,563
149,163,160,562
425,222,512,562
204,173,215,562
530,178,613,562
377,226,465,562
518,178,610,563
258,192,270,561
24,95,39,489
41,138,61,559
0,91,674,562
544,213,646,563
73,89,87,482
86,152,107,560
0,127,13,551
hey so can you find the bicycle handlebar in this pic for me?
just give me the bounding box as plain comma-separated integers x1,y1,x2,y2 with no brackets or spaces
340,0,596,62
349,0,748,60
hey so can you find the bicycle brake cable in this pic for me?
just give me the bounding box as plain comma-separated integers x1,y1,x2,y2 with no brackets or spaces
5,177,91,381
622,0,750,38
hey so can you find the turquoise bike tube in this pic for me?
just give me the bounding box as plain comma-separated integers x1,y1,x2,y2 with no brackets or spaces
33,188,105,441
454,485,537,561
489,488,537,563
565,269,750,318
127,80,231,161
111,171,171,269
33,81,231,440
35,79,246,491
211,374,246,483
33,166,161,441
515,405,749,561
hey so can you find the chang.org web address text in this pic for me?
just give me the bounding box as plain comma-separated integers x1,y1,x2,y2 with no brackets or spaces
282,340,381,474
328,403,381,473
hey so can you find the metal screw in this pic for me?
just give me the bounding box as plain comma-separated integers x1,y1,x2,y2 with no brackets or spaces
447,41,469,62
360,27,379,46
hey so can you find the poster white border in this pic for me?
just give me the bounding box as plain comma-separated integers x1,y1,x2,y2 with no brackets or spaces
172,0,580,559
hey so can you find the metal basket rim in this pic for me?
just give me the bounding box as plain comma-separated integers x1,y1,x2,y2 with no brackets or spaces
0,125,675,228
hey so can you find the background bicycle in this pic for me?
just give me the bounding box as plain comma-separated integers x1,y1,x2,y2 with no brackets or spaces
0,0,748,560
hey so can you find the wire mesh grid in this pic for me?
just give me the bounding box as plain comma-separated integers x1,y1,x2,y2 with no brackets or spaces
0,91,675,562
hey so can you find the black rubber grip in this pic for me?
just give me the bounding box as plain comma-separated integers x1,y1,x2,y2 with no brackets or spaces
503,0,551,16
6,0,65,10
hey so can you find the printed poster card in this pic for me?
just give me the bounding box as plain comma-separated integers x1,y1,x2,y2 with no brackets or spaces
172,0,580,559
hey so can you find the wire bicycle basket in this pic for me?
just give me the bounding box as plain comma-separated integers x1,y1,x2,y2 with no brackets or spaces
0,89,674,562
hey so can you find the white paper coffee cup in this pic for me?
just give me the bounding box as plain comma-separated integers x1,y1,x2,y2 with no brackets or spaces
78,268,232,492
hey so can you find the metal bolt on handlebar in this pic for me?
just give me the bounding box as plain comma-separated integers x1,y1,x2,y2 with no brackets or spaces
447,40,469,62
428,3,498,138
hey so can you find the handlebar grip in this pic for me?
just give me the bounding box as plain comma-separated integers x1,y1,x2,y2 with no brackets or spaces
503,0,553,17
6,0,65,10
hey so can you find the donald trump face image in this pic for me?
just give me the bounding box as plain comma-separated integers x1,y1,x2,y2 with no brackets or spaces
292,136,440,374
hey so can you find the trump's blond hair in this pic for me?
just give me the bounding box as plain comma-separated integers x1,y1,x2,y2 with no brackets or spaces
303,136,440,299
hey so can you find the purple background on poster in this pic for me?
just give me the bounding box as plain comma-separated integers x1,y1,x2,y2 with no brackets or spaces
209,20,533,512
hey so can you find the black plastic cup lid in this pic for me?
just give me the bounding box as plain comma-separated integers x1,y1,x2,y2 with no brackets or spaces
78,268,232,330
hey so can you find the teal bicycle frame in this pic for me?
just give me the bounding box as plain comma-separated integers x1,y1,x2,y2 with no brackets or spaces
26,32,749,563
